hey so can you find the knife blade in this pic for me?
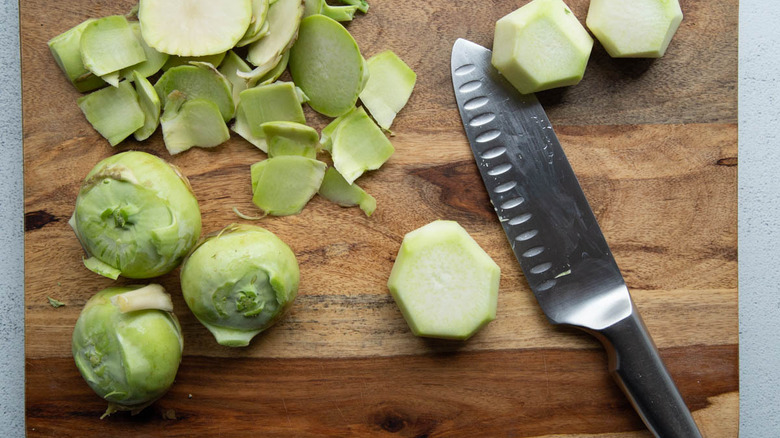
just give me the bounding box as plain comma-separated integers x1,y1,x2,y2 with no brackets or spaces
451,38,702,438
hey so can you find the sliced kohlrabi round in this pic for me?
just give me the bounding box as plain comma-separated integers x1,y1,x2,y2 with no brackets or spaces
154,63,235,121
120,21,169,82
218,50,252,106
48,19,107,92
162,52,227,71
161,92,230,155
289,14,367,117
77,81,145,146
236,0,270,47
261,121,320,159
318,167,376,216
246,0,303,67
251,156,326,216
324,106,394,184
138,0,253,56
133,71,161,141
359,50,416,130
80,16,147,78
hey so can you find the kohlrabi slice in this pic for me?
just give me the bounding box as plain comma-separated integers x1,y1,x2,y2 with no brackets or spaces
318,167,376,216
359,51,416,131
133,71,162,141
250,156,326,216
236,0,270,47
138,0,253,56
77,81,145,146
324,106,394,184
387,220,500,340
246,0,303,67
586,0,683,58
304,0,359,22
492,0,594,94
180,224,299,347
80,16,147,78
218,50,253,106
162,52,227,71
161,92,230,155
289,14,366,117
154,63,235,121
70,151,202,279
232,81,306,151
48,19,107,92
120,22,169,81
261,121,320,158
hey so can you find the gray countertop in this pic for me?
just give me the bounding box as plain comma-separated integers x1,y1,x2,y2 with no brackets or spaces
2,0,776,436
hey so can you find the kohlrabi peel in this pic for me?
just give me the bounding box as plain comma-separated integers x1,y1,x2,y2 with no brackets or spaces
120,22,169,82
80,15,147,79
387,220,500,340
246,0,303,67
261,121,320,159
323,106,394,184
236,0,270,47
154,63,235,122
77,81,145,146
359,50,416,130
232,82,306,151
162,52,227,71
48,19,107,92
70,151,202,279
180,224,300,347
318,167,376,216
133,71,161,141
72,285,183,418
219,50,253,106
250,156,326,216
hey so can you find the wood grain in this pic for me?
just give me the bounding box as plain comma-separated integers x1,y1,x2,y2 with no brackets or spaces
22,0,738,436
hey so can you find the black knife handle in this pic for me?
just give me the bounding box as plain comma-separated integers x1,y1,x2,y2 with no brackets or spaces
591,305,703,438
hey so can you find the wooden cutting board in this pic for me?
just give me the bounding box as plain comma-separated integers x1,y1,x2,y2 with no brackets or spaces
22,0,738,436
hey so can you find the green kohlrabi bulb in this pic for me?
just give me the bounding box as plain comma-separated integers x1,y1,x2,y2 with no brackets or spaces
180,224,299,347
72,285,183,418
69,151,202,279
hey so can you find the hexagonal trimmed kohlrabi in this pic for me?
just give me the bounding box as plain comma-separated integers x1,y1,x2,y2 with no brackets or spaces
387,220,501,340
586,0,683,58
492,0,593,94
72,284,183,418
180,224,299,347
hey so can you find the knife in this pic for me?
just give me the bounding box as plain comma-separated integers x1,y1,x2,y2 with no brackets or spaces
451,38,702,438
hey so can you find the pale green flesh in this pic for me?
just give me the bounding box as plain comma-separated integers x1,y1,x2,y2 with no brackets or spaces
261,121,320,159
161,94,230,155
325,106,394,184
251,156,326,216
256,50,290,86
120,22,169,81
154,63,235,121
236,82,306,139
492,0,593,94
246,0,303,67
48,18,108,92
218,50,253,107
318,167,376,216
231,107,268,151
586,0,683,58
359,50,416,130
133,71,161,141
180,224,299,347
236,0,270,47
80,15,146,77
162,52,227,71
77,81,145,146
387,220,500,340
289,15,366,117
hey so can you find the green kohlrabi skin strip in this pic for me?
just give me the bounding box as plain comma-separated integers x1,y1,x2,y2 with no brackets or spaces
120,22,169,82
250,156,326,216
261,121,320,159
160,93,230,155
246,0,303,67
162,52,227,71
77,81,145,146
48,18,108,92
218,50,253,107
72,151,202,279
325,106,394,184
338,0,369,13
80,15,147,77
154,63,235,121
133,71,161,141
318,167,376,216
304,0,359,22
236,0,270,47
180,224,299,347
359,50,417,130
72,286,182,416
236,82,306,139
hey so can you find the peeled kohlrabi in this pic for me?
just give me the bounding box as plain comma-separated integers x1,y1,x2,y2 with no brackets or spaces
72,284,183,418
69,151,202,279
180,224,300,347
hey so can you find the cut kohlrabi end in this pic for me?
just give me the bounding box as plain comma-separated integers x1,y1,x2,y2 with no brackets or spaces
251,156,326,216
387,220,500,340
232,82,306,151
162,52,227,71
154,63,235,121
236,0,270,47
120,22,169,81
586,0,683,58
48,19,107,92
324,106,394,184
180,224,299,347
161,92,230,155
318,167,376,216
304,0,359,22
77,81,145,146
492,0,594,94
289,14,366,117
138,0,253,56
359,50,416,130
70,151,202,279
339,0,369,13
218,50,253,106
133,71,161,141
72,285,182,417
261,121,320,159
80,15,147,78
246,0,303,67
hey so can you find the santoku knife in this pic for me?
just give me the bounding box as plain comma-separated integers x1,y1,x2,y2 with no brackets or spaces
451,38,702,438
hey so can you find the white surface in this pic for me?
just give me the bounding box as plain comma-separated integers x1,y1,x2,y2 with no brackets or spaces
0,0,777,436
